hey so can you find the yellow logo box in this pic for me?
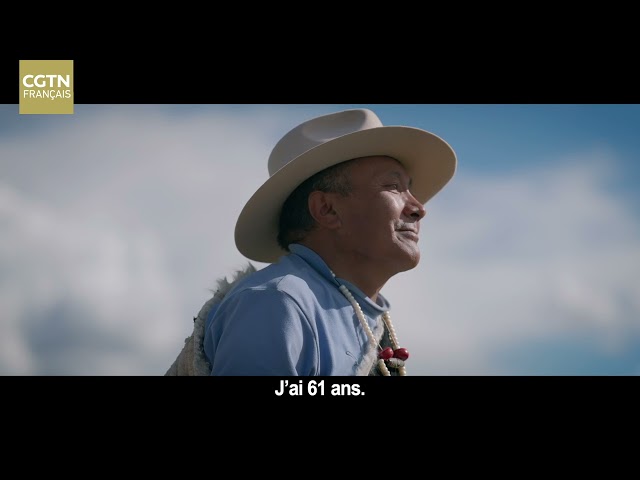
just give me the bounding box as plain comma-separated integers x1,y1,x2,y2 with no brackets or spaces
20,60,74,114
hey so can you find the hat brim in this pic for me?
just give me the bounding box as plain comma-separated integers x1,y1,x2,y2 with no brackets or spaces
235,125,457,263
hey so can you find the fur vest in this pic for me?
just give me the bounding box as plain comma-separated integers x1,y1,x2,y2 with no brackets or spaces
164,264,256,376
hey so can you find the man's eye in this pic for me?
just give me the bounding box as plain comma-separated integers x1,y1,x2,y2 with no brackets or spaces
386,184,399,189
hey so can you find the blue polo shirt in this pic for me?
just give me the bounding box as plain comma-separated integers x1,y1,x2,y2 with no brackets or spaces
203,243,391,376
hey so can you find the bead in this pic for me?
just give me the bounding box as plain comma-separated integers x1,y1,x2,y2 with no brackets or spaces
378,359,391,376
393,348,409,360
379,347,394,360
333,271,407,376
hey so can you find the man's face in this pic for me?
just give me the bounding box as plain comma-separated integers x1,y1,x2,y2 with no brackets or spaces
333,156,426,273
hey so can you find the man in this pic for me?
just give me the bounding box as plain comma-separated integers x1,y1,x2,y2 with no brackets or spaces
165,108,456,376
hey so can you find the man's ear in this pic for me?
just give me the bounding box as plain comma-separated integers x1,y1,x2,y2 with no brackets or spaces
308,191,341,229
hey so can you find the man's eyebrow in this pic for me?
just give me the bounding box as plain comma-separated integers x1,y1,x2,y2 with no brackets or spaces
383,171,413,188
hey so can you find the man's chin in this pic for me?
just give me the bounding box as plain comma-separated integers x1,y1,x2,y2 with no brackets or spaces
394,248,420,273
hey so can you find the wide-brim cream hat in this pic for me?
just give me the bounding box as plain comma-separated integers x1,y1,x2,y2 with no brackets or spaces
235,108,457,263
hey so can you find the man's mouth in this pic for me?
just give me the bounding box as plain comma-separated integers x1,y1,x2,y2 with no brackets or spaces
396,228,419,241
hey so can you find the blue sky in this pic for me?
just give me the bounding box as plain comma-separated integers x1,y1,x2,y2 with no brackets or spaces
1,104,638,376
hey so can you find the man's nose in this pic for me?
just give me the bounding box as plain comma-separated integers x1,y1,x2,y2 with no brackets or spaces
403,191,426,220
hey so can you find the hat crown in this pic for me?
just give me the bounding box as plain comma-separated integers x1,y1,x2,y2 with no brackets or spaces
268,109,383,176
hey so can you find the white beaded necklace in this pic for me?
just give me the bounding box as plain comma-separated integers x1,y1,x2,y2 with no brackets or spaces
335,281,408,376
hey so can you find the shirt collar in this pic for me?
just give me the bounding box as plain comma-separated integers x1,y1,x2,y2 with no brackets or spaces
288,243,390,312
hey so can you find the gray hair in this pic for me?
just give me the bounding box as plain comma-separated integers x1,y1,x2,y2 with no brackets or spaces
277,160,353,251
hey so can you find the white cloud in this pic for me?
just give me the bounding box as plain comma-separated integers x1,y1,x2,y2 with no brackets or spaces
0,105,285,374
384,152,640,374
0,183,186,374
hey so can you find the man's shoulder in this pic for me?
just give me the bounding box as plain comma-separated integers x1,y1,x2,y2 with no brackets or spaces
235,264,316,296
221,255,325,303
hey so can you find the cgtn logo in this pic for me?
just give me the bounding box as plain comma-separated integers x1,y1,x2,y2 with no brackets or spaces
22,74,72,100
19,60,74,114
